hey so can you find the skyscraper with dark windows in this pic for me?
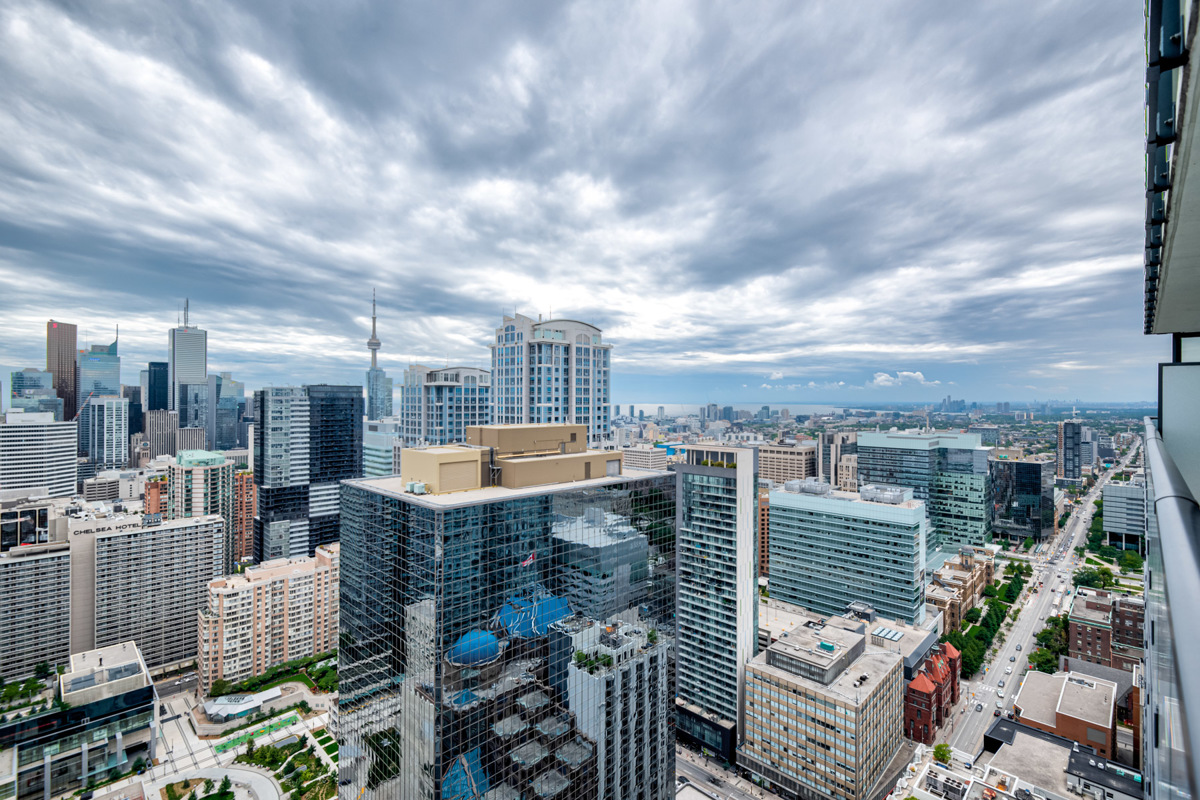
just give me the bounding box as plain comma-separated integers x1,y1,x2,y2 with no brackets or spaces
338,425,675,800
489,313,612,446
253,384,362,561
46,319,78,422
76,338,120,456
144,361,168,412
1057,420,1082,480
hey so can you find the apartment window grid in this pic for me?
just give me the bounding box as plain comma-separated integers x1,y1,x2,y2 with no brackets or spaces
339,474,676,800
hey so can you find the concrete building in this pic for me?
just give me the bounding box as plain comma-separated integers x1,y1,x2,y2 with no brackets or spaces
1103,476,1148,553
365,292,393,422
490,313,611,446
857,429,992,553
168,303,207,413
674,445,758,763
924,546,995,632
836,453,858,491
758,442,818,484
399,365,491,445
1067,588,1145,672
253,384,363,561
144,475,166,515
818,430,857,485
338,424,675,800
769,480,927,625
0,527,71,680
83,396,129,471
0,411,77,497
45,319,78,422
197,543,339,694
968,424,1001,445
169,450,235,573
233,470,255,563
363,418,402,477
1014,671,1119,760
738,611,905,800
144,409,178,458
989,450,1057,543
0,642,158,800
176,426,206,452
620,445,667,472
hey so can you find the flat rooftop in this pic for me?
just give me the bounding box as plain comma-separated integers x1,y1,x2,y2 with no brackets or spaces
986,729,1072,798
1015,671,1116,728
346,466,669,509
751,622,900,702
770,485,924,511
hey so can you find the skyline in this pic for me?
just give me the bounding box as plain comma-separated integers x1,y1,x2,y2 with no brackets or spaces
0,1,1166,402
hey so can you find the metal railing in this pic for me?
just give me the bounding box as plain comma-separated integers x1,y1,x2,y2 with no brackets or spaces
1143,416,1200,800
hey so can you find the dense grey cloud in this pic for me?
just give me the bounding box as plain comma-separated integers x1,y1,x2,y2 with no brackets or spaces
0,0,1164,403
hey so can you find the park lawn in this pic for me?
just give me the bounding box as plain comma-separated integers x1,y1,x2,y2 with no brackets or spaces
322,741,339,757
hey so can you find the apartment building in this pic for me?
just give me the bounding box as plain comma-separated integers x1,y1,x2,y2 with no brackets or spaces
233,470,255,562
1068,588,1145,672
738,612,905,800
169,450,235,573
197,543,339,694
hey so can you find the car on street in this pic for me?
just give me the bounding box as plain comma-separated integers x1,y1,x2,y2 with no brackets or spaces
1005,666,1012,674
998,680,1005,688
994,709,1002,716
976,704,983,711
1010,656,1016,662
1016,644,1022,652
997,701,1003,708
998,690,1005,698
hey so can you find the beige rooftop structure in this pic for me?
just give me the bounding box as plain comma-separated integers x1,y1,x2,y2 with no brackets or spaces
1015,670,1118,759
400,424,623,495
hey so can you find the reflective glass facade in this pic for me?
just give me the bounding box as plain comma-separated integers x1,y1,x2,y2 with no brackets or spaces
989,457,1056,542
339,472,676,800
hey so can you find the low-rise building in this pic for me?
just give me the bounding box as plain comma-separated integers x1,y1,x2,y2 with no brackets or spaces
926,546,995,631
1013,670,1118,760
1067,588,1145,671
738,610,905,800
0,642,158,800
621,445,667,472
197,543,339,694
904,642,960,744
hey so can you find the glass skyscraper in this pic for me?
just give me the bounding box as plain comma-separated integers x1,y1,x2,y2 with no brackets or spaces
988,453,1056,543
856,430,992,555
338,428,675,800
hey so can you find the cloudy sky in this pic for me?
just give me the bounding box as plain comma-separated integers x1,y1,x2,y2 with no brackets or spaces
0,0,1164,406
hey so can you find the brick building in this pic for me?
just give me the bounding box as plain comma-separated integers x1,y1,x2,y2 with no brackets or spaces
904,642,961,744
1013,671,1118,760
758,487,770,577
233,470,255,563
144,475,166,515
1068,588,1145,671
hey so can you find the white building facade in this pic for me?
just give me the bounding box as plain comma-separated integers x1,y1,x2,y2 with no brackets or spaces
0,411,78,497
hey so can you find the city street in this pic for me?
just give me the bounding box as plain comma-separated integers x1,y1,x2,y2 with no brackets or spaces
676,745,777,800
947,445,1138,755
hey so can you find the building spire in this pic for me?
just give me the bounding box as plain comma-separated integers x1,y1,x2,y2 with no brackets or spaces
367,289,382,369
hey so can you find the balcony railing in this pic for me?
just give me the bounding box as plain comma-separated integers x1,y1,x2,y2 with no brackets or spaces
1142,416,1200,800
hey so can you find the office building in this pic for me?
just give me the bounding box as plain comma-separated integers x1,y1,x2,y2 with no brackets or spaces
144,361,168,412
122,384,142,436
968,424,1001,445
1014,671,1119,760
621,445,667,471
207,372,246,451
674,445,757,762
177,380,209,437
233,470,255,562
1067,588,1145,672
1057,420,1083,480
176,426,206,452
738,610,905,800
925,546,995,632
168,302,207,412
818,430,857,485
365,293,393,421
338,424,675,800
9,368,62,419
490,313,612,445
253,384,362,561
46,319,78,422
1103,476,1148,553
83,396,129,470
836,453,858,491
758,442,818,484
198,543,339,694
0,496,70,680
0,412,77,497
989,450,1057,543
144,409,178,458
0,641,158,800
399,364,492,445
76,337,120,413
169,450,235,573
856,430,992,552
769,480,927,625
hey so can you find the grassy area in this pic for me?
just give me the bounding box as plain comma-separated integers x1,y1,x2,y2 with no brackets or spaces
321,740,339,757
201,702,304,738
214,715,299,753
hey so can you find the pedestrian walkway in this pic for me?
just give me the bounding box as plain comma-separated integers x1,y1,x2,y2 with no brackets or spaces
215,715,300,753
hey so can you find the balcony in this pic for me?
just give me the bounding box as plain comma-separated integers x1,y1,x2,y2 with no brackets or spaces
1142,416,1200,800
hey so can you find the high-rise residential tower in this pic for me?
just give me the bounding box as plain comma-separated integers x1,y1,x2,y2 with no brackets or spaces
399,364,491,445
1057,420,1083,480
365,291,393,421
674,444,758,763
83,396,129,471
253,384,362,561
169,450,236,574
168,300,207,412
490,313,612,445
46,319,78,422
856,430,992,554
339,424,675,800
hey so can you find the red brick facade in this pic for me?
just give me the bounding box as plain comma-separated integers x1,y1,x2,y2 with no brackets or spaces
904,643,961,744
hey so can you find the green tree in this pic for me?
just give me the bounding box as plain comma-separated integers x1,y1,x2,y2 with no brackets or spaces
1028,648,1059,673
933,743,953,764
33,662,52,680
204,778,214,794
1120,551,1144,573
245,737,256,757
211,678,231,697
963,608,982,625
1074,566,1116,589
1022,537,1034,551
132,757,145,774
219,776,232,796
